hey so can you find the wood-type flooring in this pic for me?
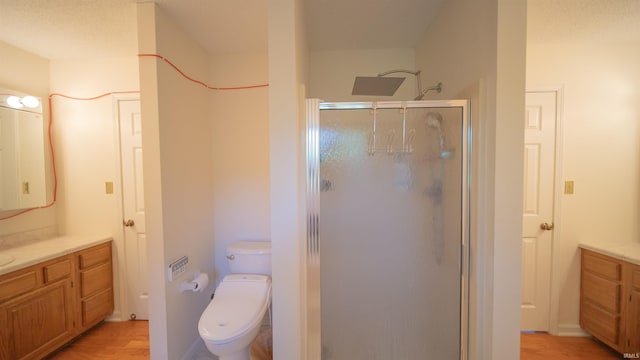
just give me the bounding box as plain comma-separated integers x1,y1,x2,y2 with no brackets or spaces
46,320,149,360
45,321,624,360
521,332,623,360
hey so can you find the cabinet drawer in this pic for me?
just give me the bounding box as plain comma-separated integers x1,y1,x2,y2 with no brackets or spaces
43,259,71,284
78,245,111,269
80,262,112,298
81,288,114,327
0,271,37,302
583,251,622,281
581,300,621,349
582,271,621,313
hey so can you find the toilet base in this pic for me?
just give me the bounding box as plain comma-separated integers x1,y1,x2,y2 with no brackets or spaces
204,339,252,360
217,348,249,360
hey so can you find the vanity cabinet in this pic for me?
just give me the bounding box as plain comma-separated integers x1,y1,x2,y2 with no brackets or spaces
580,249,624,352
0,241,113,360
0,256,75,360
580,248,640,354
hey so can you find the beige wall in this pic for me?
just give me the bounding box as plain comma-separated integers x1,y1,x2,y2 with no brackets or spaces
138,3,215,359
49,57,139,322
308,48,416,101
49,57,139,237
527,2,640,334
268,0,309,357
416,0,526,359
0,41,50,96
209,51,270,284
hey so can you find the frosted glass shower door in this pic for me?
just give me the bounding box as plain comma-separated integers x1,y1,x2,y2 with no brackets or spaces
317,103,467,360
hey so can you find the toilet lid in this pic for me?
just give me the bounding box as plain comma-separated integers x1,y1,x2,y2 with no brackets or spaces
198,274,271,345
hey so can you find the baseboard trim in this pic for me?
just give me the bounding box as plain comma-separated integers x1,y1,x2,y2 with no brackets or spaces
106,310,124,322
556,324,589,337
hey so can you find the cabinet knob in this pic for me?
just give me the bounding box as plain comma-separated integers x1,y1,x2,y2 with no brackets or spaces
540,222,554,231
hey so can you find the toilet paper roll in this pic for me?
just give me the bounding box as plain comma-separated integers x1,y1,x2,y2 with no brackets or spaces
179,272,209,293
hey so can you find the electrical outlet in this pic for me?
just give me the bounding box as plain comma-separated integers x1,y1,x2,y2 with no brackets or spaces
168,256,188,282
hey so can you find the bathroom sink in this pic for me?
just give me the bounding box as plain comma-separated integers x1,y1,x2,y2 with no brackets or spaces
0,254,15,266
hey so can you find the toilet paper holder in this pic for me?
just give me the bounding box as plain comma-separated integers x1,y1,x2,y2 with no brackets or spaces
179,271,209,293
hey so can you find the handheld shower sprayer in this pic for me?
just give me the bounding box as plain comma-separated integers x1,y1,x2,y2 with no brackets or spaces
425,112,454,159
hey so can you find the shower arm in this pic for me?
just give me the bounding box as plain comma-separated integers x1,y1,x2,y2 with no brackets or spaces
377,70,442,100
378,70,422,100
416,82,443,100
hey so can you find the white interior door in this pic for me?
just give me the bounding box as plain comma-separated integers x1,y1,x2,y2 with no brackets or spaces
118,98,148,320
521,91,557,331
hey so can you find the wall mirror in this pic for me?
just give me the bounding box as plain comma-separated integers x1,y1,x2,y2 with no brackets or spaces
0,88,47,211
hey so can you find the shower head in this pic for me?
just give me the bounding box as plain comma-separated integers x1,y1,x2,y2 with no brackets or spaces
352,76,405,96
352,70,442,100
352,69,419,96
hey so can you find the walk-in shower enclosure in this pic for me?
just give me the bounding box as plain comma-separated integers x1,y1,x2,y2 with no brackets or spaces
306,99,470,360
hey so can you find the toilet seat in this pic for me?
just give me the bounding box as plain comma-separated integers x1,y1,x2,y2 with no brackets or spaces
198,274,271,345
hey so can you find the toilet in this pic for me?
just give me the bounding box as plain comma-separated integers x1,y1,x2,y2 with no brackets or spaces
198,241,272,360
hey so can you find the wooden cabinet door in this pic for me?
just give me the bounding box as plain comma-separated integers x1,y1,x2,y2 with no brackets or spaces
0,279,74,360
627,264,640,353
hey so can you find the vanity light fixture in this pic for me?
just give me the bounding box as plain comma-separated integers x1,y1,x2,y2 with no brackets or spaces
0,92,42,113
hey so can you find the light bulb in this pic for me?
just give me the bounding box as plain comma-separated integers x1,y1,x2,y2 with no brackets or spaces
6,96,23,109
21,96,39,108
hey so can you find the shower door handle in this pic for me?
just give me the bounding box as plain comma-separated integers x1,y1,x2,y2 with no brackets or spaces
540,222,554,231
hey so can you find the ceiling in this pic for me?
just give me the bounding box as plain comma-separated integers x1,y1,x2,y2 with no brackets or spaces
0,0,444,60
0,0,138,60
2,0,638,61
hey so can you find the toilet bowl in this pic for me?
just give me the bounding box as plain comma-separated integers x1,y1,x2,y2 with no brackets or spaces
198,241,272,360
198,274,271,360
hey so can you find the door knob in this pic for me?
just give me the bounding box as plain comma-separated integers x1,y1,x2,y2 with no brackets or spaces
123,219,135,227
540,222,554,231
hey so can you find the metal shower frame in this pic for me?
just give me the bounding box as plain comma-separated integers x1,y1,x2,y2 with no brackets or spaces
305,99,471,360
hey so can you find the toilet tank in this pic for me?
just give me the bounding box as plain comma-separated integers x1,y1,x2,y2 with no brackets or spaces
226,241,271,275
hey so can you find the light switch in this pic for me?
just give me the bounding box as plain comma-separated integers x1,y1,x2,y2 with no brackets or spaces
105,181,114,194
564,180,574,194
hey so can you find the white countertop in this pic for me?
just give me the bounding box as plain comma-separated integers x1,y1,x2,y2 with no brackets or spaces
578,240,640,266
0,235,113,276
